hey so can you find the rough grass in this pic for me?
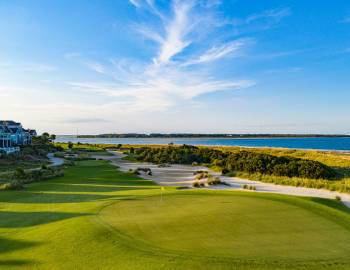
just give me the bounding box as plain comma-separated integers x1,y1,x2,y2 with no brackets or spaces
2,160,350,269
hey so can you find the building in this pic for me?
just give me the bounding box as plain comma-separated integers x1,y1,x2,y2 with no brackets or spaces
0,121,37,154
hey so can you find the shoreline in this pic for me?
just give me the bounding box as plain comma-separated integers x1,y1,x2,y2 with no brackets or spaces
54,137,350,153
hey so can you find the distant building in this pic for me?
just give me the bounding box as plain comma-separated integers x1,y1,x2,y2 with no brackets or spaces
0,121,37,154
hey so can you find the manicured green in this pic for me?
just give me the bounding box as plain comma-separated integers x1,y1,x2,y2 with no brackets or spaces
1,160,350,269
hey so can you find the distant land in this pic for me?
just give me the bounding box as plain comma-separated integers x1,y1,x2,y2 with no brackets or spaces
76,133,350,138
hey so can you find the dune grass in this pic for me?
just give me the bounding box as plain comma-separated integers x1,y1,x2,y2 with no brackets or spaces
1,160,350,269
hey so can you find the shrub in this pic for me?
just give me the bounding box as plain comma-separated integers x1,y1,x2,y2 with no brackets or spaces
13,168,26,180
206,176,222,185
335,196,341,201
0,181,23,191
193,181,201,188
41,164,48,170
195,171,210,180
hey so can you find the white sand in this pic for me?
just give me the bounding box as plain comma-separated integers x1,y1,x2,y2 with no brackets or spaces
97,151,350,208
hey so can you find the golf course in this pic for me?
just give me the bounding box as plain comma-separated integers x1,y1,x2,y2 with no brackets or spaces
1,159,350,269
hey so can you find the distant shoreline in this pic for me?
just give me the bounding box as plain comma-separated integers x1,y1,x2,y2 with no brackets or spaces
61,134,350,139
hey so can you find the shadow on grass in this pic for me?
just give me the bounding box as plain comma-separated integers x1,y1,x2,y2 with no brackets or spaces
309,197,350,214
0,237,40,266
28,183,156,193
0,192,119,204
0,211,90,228
0,259,35,267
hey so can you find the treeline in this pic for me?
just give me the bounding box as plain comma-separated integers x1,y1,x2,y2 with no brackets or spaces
133,145,336,180
77,133,350,138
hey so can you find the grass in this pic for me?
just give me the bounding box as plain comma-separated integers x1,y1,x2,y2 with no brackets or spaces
2,160,350,269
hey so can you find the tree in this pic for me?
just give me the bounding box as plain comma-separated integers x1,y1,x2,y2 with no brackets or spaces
68,141,74,150
50,134,56,141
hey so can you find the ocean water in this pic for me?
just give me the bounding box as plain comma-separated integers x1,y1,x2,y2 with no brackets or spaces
55,136,350,151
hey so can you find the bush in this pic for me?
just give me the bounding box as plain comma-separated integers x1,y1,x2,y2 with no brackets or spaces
192,181,205,188
193,181,200,188
206,176,222,185
41,164,48,169
0,181,23,191
335,196,341,201
13,168,26,179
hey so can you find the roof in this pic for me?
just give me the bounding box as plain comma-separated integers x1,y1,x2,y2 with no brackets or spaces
0,120,21,126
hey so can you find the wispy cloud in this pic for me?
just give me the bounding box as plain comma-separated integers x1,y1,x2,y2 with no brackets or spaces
157,1,193,64
184,39,252,66
0,62,57,73
246,8,291,24
64,54,108,75
65,118,110,124
69,1,294,114
84,61,107,74
129,0,141,8
264,67,303,74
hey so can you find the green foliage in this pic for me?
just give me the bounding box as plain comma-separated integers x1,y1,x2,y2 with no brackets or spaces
133,145,336,180
68,141,74,149
0,180,23,191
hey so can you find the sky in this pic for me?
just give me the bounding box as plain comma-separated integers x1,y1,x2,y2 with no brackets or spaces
0,0,350,135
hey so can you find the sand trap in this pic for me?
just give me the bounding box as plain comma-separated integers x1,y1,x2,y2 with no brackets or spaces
95,151,350,208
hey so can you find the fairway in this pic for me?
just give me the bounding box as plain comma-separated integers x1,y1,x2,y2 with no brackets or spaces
1,160,350,269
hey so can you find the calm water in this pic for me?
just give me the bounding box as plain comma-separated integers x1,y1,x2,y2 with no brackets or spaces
55,136,350,151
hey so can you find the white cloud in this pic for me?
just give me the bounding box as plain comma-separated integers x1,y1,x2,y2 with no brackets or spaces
84,61,107,74
129,0,141,8
184,39,251,66
70,0,254,114
157,1,194,64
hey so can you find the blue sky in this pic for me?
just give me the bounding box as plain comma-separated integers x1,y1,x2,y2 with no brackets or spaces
0,0,349,134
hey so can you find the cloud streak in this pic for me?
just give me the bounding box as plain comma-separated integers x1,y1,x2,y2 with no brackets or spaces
69,0,265,114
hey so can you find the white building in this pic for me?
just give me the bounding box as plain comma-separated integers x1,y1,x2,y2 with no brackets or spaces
0,121,36,154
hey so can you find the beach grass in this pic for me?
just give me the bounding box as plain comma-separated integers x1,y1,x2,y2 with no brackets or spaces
1,160,350,269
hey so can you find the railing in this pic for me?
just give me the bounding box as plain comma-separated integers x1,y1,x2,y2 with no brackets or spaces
0,146,20,154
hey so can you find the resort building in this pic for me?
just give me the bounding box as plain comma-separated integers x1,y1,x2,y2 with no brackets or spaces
0,121,37,154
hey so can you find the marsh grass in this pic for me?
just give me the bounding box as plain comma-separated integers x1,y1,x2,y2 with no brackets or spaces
235,171,350,193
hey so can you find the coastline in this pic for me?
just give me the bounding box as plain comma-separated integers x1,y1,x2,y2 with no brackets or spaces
54,136,350,152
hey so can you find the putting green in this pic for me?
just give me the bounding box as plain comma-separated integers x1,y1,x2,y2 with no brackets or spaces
100,193,350,262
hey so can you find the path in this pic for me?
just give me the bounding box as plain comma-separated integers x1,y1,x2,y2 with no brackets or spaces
47,153,64,167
